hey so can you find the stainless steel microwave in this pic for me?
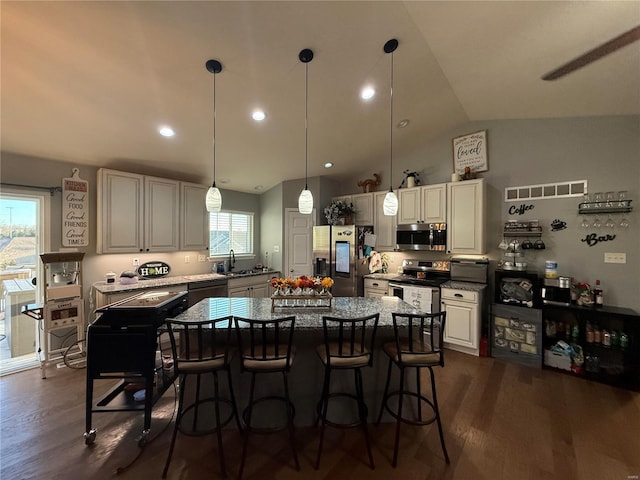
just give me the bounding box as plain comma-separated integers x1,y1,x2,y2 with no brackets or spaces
396,223,447,251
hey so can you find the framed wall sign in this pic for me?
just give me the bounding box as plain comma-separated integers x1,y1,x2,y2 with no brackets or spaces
62,168,89,247
452,130,488,174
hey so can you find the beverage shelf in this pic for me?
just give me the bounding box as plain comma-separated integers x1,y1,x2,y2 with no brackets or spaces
578,200,632,215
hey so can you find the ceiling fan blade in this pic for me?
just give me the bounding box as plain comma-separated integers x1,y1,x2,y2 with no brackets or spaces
542,25,640,81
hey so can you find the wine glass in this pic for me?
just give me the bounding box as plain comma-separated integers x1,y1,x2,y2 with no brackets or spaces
605,192,616,208
605,216,616,230
618,190,628,207
581,216,591,229
619,216,630,229
592,216,602,229
581,193,591,209
593,192,603,208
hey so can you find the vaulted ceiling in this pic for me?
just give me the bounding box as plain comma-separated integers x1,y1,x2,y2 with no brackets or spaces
2,1,639,192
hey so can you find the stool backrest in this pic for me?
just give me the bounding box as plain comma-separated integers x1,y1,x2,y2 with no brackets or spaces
391,311,446,367
234,316,296,372
166,315,233,371
321,313,380,367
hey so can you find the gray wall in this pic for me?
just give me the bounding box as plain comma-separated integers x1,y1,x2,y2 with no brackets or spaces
339,115,640,311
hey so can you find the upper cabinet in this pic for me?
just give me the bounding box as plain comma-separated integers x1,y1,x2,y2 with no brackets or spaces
97,169,179,254
397,183,447,225
447,178,486,254
352,193,374,225
373,191,397,251
180,182,209,251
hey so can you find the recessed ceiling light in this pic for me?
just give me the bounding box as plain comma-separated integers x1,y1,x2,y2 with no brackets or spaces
360,86,375,100
252,110,266,121
324,162,333,169
159,126,175,137
397,119,409,128
219,178,230,184
254,185,264,191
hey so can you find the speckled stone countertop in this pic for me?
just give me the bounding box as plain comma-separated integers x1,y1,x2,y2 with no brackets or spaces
171,296,419,328
441,281,488,292
93,270,279,294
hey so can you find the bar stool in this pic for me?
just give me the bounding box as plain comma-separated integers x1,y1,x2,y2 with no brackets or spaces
233,315,299,479
162,316,240,479
315,313,379,470
376,311,450,467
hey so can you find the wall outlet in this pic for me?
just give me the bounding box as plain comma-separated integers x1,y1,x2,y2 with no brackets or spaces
604,252,626,264
184,255,190,264
132,257,139,266
273,245,280,253
198,255,206,262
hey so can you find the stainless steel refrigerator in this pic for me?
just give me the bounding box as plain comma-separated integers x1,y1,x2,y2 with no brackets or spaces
312,224,374,297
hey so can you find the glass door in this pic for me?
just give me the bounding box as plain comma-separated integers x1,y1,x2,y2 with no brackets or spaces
0,187,49,375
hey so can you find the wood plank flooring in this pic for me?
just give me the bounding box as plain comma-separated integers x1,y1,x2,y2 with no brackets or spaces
1,350,639,480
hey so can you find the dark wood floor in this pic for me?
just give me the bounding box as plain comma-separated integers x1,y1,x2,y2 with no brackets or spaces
1,350,638,480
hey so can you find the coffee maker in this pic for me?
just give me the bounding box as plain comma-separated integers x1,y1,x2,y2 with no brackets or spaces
541,276,571,306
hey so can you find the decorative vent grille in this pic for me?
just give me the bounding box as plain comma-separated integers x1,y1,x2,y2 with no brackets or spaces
505,180,587,202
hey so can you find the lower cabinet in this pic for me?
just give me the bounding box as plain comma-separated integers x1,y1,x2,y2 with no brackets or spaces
228,274,273,298
541,304,639,390
364,278,389,298
442,286,484,356
490,304,543,368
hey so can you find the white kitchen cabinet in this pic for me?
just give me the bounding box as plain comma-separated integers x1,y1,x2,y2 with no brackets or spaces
441,286,484,356
97,169,179,253
352,193,374,225
446,178,485,254
364,277,389,298
228,274,272,298
398,184,446,225
180,182,209,251
373,191,397,251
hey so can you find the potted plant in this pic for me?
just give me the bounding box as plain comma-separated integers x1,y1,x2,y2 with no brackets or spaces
324,200,356,225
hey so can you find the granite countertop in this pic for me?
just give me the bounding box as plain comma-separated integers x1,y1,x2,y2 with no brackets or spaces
441,281,488,292
172,296,419,328
93,270,279,294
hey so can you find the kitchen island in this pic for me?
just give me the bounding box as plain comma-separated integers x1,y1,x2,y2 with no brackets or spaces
170,296,419,426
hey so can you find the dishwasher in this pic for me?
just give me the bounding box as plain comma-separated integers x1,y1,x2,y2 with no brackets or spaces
187,278,228,306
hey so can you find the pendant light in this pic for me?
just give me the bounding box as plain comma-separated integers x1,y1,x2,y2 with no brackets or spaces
205,59,223,212
383,39,399,216
298,48,314,215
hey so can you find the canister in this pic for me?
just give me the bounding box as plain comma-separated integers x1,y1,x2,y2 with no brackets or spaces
105,272,117,284
545,260,558,278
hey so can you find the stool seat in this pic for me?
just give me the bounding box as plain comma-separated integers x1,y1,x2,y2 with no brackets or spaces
377,312,450,468
315,313,379,470
242,345,296,371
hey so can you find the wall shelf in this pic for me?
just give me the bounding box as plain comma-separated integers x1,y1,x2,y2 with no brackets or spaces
578,200,632,215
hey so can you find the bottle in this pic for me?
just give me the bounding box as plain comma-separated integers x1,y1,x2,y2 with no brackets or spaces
594,279,603,306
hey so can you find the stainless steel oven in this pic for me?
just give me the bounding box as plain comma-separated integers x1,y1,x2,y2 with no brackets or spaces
388,283,441,313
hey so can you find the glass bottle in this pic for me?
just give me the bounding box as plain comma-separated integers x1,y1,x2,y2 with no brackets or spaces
620,332,629,349
571,323,579,341
585,322,594,343
609,330,619,347
593,279,603,306
602,329,611,347
593,323,602,344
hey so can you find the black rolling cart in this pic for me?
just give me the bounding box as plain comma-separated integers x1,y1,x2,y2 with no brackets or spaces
84,290,188,446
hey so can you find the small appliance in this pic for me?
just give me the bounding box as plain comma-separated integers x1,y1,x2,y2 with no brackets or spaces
396,223,447,251
541,276,571,306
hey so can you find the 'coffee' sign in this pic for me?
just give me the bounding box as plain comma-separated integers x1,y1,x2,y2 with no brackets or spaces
137,261,171,279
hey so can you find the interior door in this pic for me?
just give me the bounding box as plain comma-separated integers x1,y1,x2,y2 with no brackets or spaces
285,208,315,278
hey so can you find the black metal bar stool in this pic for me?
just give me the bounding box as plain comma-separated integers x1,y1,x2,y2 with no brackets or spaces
162,315,241,478
315,313,379,470
376,311,450,467
233,315,299,479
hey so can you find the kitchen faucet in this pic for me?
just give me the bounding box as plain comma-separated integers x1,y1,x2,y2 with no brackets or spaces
229,249,235,271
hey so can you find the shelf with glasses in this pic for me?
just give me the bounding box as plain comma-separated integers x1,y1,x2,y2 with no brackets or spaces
503,229,543,238
578,200,632,215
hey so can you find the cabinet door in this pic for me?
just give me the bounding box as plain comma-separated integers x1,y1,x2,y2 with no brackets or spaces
443,300,478,350
373,191,397,251
97,169,144,254
180,182,209,251
228,287,247,298
145,176,180,252
252,283,270,298
398,187,421,225
352,193,374,225
421,183,447,223
447,178,485,254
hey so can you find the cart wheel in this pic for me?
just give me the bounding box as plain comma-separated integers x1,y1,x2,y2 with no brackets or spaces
137,429,150,447
84,429,97,445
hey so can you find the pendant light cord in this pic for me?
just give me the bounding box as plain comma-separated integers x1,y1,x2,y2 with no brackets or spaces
212,69,217,187
304,61,309,190
389,50,394,192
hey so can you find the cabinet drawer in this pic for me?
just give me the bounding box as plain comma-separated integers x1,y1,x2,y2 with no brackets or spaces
228,274,270,289
441,288,477,302
364,278,389,290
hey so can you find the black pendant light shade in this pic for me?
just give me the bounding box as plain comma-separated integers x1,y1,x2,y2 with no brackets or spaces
205,59,223,212
383,39,398,216
298,48,314,214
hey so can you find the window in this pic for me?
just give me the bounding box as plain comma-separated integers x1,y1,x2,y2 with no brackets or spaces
209,211,253,257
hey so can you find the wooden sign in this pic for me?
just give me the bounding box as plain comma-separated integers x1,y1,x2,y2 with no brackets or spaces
62,168,89,247
452,130,488,175
137,261,171,279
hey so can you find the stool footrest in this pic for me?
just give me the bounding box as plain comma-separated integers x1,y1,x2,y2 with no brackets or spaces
177,397,237,436
381,390,437,426
243,395,296,434
319,392,368,429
